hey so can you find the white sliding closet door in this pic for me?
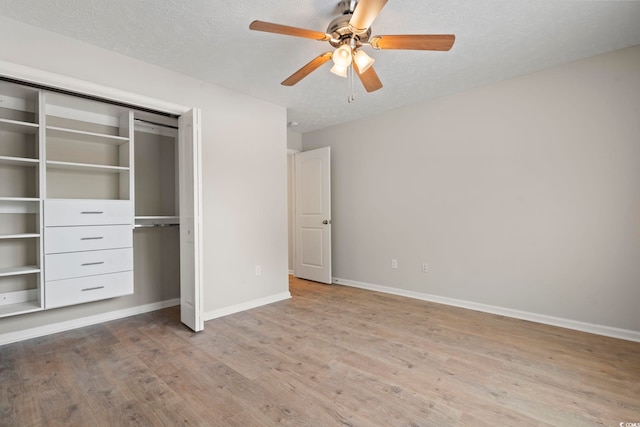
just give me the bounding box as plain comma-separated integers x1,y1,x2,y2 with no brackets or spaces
178,108,204,331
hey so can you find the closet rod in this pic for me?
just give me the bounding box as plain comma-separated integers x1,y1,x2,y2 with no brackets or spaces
134,118,179,130
134,223,180,229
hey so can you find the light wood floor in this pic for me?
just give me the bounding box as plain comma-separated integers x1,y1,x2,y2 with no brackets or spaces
1,276,639,426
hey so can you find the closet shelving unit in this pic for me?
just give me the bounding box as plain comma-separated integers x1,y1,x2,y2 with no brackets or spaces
44,92,133,201
43,92,135,309
0,81,44,317
1,76,187,319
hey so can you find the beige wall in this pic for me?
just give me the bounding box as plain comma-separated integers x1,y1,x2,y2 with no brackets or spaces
287,130,302,152
303,45,640,332
0,16,288,335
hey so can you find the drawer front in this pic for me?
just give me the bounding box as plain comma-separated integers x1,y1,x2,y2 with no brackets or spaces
45,225,132,254
45,199,133,226
45,248,133,281
45,271,133,309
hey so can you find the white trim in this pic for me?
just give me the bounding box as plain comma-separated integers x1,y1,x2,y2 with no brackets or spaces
0,60,189,115
203,292,291,321
287,149,300,154
288,153,297,278
333,277,640,343
0,298,180,346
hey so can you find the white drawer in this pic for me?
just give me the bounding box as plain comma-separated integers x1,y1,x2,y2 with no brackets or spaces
45,199,133,227
45,225,132,254
45,248,133,281
45,271,133,309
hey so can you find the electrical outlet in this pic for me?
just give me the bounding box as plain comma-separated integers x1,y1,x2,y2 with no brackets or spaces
255,265,262,276
422,262,429,273
391,259,398,269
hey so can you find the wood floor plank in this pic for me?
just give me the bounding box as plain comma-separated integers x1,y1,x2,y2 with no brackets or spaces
336,350,543,426
250,370,378,426
1,276,639,426
273,290,640,420
0,343,35,426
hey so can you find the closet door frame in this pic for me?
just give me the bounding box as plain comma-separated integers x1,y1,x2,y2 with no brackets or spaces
0,59,204,329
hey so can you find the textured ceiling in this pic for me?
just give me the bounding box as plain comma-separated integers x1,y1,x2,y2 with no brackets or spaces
1,1,640,133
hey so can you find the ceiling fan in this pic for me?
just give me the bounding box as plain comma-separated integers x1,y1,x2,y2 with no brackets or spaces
249,0,455,94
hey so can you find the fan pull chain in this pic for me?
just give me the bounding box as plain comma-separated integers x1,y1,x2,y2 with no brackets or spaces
348,64,355,103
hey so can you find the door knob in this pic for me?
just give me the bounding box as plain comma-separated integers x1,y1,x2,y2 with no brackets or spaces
322,219,331,225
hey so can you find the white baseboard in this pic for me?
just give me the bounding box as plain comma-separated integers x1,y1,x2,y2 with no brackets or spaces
0,298,180,346
203,291,291,321
333,277,640,343
288,269,294,275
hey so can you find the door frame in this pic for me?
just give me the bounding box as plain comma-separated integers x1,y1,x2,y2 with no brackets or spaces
0,59,205,326
287,149,300,275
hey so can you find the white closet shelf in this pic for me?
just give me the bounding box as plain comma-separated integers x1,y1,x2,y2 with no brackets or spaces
47,126,129,146
0,156,40,167
0,265,40,278
0,233,40,240
0,197,40,202
0,201,40,214
47,160,129,173
0,118,39,134
0,198,40,214
0,301,42,318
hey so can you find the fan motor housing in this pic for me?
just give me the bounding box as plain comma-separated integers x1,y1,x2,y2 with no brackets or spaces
327,14,371,48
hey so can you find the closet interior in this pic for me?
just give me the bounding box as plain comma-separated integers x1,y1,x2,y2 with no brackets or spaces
0,79,181,318
133,111,180,305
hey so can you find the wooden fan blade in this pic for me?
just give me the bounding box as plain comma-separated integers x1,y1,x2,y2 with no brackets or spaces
370,34,456,51
281,52,333,86
249,20,330,41
349,0,388,33
354,63,383,93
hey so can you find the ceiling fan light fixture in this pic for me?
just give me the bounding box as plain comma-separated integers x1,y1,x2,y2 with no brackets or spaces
330,63,349,78
249,0,455,94
332,44,353,67
353,49,374,73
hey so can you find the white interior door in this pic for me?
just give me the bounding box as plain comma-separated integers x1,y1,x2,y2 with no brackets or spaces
294,147,332,284
178,108,204,331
